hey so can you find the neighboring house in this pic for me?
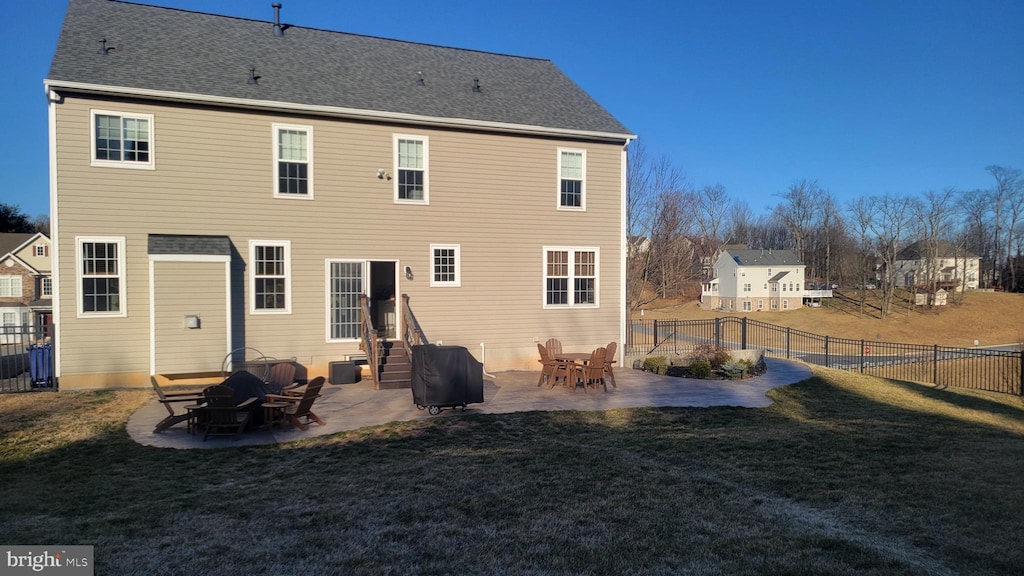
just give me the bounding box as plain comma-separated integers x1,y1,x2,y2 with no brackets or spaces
893,240,980,292
0,232,53,342
700,249,807,311
46,0,634,389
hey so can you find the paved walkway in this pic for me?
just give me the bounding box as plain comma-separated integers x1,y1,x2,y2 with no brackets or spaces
126,358,812,450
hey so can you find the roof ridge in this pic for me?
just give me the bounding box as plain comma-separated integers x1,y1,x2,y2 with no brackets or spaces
108,0,553,62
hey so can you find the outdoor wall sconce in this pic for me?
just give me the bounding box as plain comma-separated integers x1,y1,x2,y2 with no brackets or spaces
377,169,391,180
405,266,414,280
185,315,201,329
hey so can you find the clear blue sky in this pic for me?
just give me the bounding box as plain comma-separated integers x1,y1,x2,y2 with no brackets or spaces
3,0,1022,218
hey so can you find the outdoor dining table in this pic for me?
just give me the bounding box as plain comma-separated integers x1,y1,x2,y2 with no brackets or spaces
552,353,592,389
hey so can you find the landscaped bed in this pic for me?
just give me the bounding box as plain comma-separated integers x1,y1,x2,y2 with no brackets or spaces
637,342,768,380
1,368,1022,575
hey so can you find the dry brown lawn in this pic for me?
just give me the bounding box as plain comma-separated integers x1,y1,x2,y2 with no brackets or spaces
638,290,1024,347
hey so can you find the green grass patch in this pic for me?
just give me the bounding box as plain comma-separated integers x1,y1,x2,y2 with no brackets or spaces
1,369,1022,575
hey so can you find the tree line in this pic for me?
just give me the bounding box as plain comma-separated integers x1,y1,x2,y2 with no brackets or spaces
627,142,1023,318
1,203,49,235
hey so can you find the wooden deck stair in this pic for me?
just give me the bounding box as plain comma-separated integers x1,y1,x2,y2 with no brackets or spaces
377,340,412,390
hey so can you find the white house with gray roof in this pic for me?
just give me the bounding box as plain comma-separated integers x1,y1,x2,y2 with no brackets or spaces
701,249,807,312
46,0,634,389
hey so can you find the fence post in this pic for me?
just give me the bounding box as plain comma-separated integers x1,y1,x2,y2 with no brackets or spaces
860,339,865,373
1019,351,1024,396
825,336,830,368
786,327,791,359
715,318,721,348
741,317,747,350
653,320,659,350
933,344,938,385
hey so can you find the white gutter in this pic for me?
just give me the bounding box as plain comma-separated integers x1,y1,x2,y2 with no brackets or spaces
43,79,636,144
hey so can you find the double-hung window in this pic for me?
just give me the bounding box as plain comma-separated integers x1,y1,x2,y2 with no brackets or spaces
430,244,461,287
394,135,428,203
41,277,52,297
76,237,126,317
91,110,153,168
273,124,312,198
0,276,22,297
250,240,291,314
544,247,598,308
557,149,586,210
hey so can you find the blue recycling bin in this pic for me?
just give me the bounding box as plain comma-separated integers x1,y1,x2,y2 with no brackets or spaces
28,343,53,387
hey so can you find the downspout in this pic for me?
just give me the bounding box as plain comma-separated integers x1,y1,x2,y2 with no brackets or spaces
479,342,496,379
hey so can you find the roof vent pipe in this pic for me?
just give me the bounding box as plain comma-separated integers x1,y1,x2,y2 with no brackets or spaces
272,3,283,37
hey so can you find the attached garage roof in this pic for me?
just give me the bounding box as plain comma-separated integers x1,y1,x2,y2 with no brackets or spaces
148,234,231,256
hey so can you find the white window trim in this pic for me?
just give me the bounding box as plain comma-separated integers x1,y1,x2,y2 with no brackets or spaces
75,236,127,318
0,276,22,298
542,246,600,309
556,147,587,211
35,245,47,257
272,123,314,200
324,259,366,343
89,109,155,170
393,134,429,205
249,240,292,315
429,244,461,288
41,277,52,297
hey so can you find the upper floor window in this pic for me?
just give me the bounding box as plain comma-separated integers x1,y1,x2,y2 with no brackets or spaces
76,237,126,317
0,276,22,297
743,283,751,292
91,110,153,169
395,135,428,204
430,244,461,287
41,277,52,297
250,240,291,314
558,149,586,210
544,247,598,308
34,245,48,257
273,124,313,198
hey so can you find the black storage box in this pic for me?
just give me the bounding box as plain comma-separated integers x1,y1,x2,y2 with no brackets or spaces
411,344,484,414
329,361,359,384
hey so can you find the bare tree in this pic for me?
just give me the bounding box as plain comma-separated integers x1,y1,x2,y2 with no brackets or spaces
774,180,821,271
726,200,756,247
693,183,731,279
625,143,691,315
986,165,1021,288
958,189,994,287
911,188,959,305
847,196,875,316
869,194,914,318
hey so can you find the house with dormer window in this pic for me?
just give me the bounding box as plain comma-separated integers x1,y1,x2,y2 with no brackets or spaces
0,233,53,342
46,0,633,389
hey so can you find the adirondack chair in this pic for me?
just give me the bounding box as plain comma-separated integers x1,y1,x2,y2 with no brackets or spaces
572,347,609,393
264,376,326,431
603,341,618,388
151,376,206,433
197,385,258,441
537,343,569,388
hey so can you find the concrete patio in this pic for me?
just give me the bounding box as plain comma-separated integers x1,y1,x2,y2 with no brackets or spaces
126,358,813,449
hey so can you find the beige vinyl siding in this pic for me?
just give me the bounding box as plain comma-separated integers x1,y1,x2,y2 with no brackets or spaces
153,261,228,374
14,239,52,273
54,95,623,386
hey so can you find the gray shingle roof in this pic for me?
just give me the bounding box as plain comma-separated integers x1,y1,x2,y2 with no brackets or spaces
148,234,231,255
725,249,803,267
897,240,979,261
0,233,35,257
48,0,631,138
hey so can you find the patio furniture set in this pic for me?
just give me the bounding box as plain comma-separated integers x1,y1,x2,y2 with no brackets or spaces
151,361,326,440
537,339,618,393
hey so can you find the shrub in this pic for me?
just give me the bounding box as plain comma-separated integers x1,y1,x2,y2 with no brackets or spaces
643,356,667,373
690,342,731,369
689,359,712,379
719,360,748,379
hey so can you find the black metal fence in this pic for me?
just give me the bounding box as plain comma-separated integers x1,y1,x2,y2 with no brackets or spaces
0,324,56,393
628,317,1024,396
